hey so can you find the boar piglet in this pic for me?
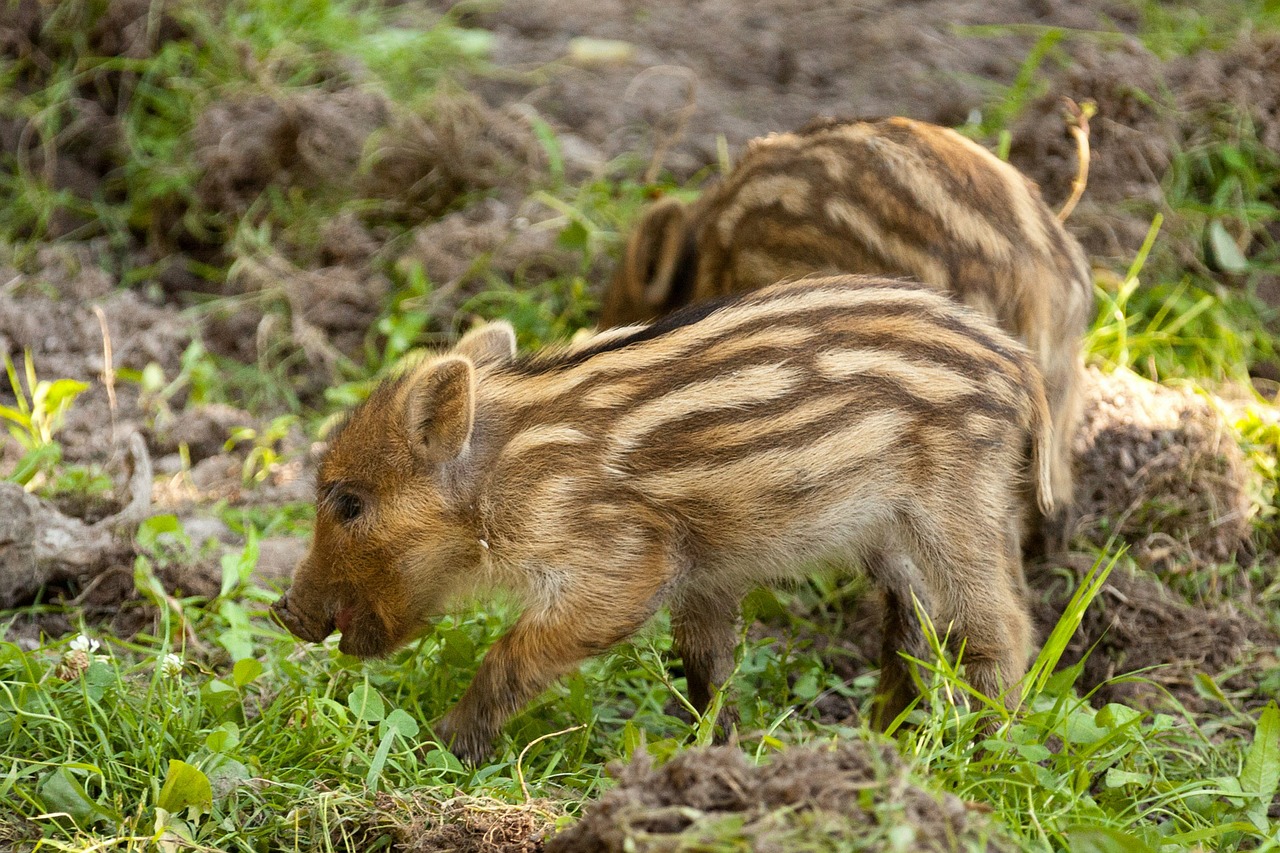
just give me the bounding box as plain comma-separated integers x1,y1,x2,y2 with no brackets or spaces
601,115,1093,519
273,274,1054,764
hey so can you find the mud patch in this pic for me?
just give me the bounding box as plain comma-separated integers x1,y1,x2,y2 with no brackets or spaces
547,740,1013,852
1071,366,1254,577
1028,555,1278,713
384,793,558,853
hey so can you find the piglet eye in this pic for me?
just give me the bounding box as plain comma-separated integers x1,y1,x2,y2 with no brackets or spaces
332,492,364,523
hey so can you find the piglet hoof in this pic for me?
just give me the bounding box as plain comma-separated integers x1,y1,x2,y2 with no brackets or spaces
433,715,495,766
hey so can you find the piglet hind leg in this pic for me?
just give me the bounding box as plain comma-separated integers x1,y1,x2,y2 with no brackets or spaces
947,578,1031,726
671,587,742,742
869,584,932,731
866,551,933,732
932,534,1032,730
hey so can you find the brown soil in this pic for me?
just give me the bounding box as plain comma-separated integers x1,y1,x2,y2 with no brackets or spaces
193,89,393,218
439,0,1135,180
450,0,1280,277
361,89,547,223
0,246,193,465
545,740,1014,852
395,196,607,325
1027,556,1278,714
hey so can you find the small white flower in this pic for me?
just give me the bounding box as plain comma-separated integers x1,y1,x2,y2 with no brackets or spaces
69,634,100,654
160,653,184,678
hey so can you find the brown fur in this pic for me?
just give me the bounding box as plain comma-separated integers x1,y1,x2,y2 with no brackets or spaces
600,116,1094,515
273,275,1053,763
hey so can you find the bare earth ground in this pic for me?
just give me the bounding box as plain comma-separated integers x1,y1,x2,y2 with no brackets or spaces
2,0,1280,846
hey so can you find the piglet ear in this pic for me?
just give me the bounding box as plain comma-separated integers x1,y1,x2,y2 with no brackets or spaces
405,356,475,463
454,320,517,366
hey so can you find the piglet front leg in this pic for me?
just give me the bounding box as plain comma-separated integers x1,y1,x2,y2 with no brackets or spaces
434,566,671,763
434,615,574,764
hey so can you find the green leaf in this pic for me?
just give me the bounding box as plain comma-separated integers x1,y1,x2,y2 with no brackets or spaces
137,514,184,552
742,587,787,622
419,748,464,773
200,679,239,718
82,661,115,702
219,529,259,598
1096,704,1144,730
133,556,169,607
157,760,213,818
231,658,263,688
791,673,819,701
38,766,115,827
380,708,421,741
438,628,475,668
1065,825,1157,853
347,684,386,723
140,362,166,393
1194,671,1228,702
1207,219,1249,273
1061,708,1108,745
0,404,30,427
205,722,241,753
6,443,59,485
1240,701,1280,832
557,219,589,251
43,378,89,408
1104,768,1151,789
204,756,251,800
366,728,397,793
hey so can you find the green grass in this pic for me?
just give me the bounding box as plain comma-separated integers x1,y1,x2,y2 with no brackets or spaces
3,0,1280,849
2,547,1277,850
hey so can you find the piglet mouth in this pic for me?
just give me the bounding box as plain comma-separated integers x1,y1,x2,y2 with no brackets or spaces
270,591,336,644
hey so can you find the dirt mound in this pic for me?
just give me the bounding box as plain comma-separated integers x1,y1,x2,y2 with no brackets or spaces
1071,367,1254,576
1028,555,1277,713
547,741,1013,852
193,89,391,217
385,794,557,853
194,86,544,224
191,87,545,376
817,554,1275,720
362,90,547,222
